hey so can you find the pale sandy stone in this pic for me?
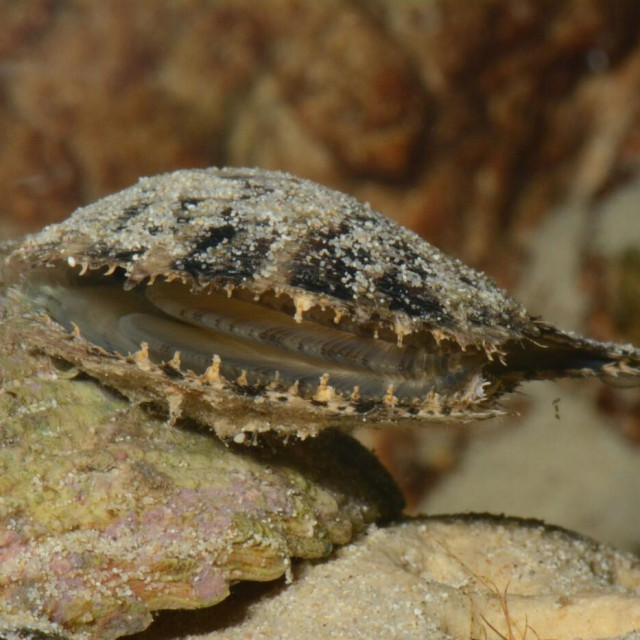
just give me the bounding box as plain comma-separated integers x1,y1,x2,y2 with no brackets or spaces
185,516,640,640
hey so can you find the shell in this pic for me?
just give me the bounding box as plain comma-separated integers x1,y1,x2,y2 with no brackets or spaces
5,167,640,438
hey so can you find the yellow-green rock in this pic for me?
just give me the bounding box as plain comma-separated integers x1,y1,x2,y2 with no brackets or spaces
0,289,403,639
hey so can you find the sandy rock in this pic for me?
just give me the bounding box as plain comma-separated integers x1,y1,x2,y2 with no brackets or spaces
185,515,640,640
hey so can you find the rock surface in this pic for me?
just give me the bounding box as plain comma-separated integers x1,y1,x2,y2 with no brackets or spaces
165,516,640,640
0,289,403,639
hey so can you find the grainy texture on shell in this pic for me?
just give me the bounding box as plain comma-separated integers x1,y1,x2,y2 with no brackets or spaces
0,292,403,640
8,167,527,341
6,168,640,438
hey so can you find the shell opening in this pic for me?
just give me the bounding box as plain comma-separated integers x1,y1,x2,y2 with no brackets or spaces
24,264,491,411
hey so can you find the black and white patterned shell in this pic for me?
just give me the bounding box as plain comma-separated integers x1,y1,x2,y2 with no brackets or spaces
6,167,640,438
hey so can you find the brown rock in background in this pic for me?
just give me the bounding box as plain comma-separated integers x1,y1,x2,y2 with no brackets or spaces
3,1,640,256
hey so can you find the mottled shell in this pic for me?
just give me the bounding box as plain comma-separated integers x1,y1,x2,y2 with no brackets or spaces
6,167,640,438
12,167,527,341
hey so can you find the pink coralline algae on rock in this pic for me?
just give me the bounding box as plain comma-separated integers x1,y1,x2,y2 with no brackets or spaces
0,290,402,639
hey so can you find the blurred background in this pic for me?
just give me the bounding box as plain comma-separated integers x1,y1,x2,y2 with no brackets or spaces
2,0,639,551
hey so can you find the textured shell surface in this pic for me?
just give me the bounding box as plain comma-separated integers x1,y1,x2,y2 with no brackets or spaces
6,167,640,438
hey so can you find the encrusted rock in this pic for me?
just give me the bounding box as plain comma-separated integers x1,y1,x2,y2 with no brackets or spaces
196,515,640,640
0,292,402,639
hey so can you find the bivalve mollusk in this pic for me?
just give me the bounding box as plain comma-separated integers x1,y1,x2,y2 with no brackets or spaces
5,167,640,438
